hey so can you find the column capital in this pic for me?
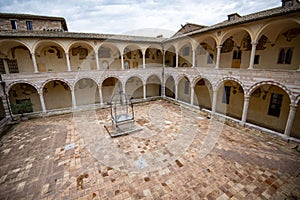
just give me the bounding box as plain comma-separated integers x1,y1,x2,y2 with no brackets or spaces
289,104,298,110
216,45,222,49
251,42,258,46
244,94,250,100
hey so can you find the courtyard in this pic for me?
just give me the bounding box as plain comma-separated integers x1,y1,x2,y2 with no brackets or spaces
0,100,299,199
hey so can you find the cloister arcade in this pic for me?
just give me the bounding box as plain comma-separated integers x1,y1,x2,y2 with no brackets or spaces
0,14,299,140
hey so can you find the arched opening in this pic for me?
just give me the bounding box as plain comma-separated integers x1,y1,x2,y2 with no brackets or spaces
220,29,252,69
196,41,216,68
0,41,32,73
35,41,66,72
101,77,122,103
248,84,290,133
146,75,161,97
74,78,99,106
178,76,190,103
8,83,41,113
255,20,300,70
194,78,212,110
145,46,163,68
165,76,175,98
98,44,120,70
125,76,143,99
291,100,300,139
123,45,142,69
215,80,244,120
69,42,95,71
0,97,5,119
178,43,192,67
43,80,72,110
165,45,176,67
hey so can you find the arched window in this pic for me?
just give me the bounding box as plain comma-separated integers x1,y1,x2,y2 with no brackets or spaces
285,48,293,64
278,49,285,64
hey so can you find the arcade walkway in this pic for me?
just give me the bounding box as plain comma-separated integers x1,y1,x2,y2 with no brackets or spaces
0,100,299,199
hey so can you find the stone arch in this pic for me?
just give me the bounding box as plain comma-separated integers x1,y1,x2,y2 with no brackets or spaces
0,39,34,73
146,74,161,97
177,75,191,103
125,76,143,99
42,79,72,110
74,78,100,106
145,44,163,67
247,81,292,100
124,74,145,85
165,75,176,98
68,41,96,71
101,76,123,103
34,40,67,72
41,78,72,91
0,39,32,52
7,81,39,92
215,77,245,93
295,95,300,105
215,78,245,119
33,39,66,53
220,27,254,45
247,82,292,134
67,40,95,52
8,82,42,113
192,75,212,88
254,18,300,43
193,77,213,109
74,76,99,88
97,43,121,69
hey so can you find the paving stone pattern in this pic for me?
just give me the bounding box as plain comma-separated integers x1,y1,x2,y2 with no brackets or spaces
0,100,299,199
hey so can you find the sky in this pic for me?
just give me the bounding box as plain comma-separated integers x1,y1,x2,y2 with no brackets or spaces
0,0,281,37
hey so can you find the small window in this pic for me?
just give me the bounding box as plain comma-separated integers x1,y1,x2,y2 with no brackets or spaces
222,86,231,104
268,93,283,117
254,55,260,64
183,46,190,56
11,20,17,30
207,54,214,64
26,21,32,30
278,48,293,64
184,80,189,95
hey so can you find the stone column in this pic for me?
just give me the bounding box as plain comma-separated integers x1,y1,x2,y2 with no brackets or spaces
192,49,196,68
121,53,124,70
241,95,250,126
31,52,39,73
175,50,179,68
65,52,71,72
38,91,46,113
95,52,100,70
161,50,166,97
175,84,178,100
98,85,104,106
248,42,257,70
215,45,222,69
212,90,218,114
143,84,146,99
122,84,126,94
284,104,297,137
71,88,76,109
142,51,146,69
190,85,194,105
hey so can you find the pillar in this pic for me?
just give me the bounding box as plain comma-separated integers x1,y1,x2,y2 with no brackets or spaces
95,52,100,70
31,53,39,73
143,84,146,99
98,85,104,106
175,84,178,100
284,104,297,136
142,51,146,69
215,45,222,69
65,52,71,72
38,91,46,113
192,49,196,68
122,84,126,94
175,50,179,68
212,90,218,114
241,95,250,126
248,42,257,70
190,85,194,105
71,88,76,109
121,53,124,70
161,50,166,97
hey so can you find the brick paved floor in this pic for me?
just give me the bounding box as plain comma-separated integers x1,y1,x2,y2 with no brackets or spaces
0,100,299,200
